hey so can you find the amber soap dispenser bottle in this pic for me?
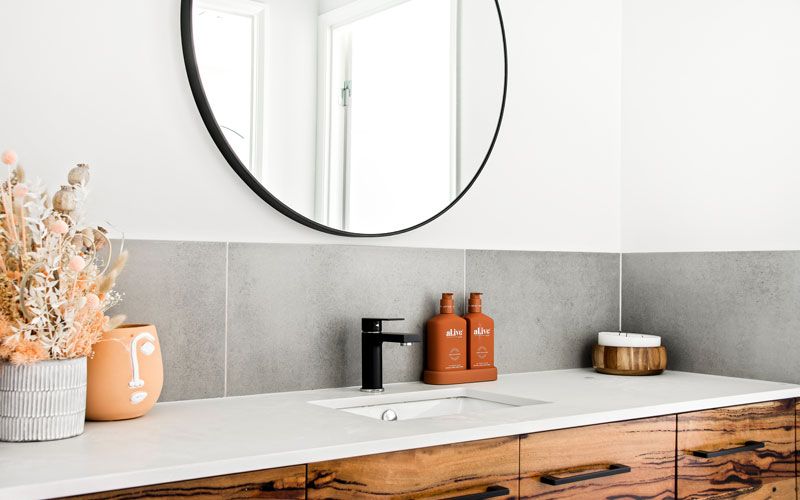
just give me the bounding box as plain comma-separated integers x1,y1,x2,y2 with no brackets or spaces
426,293,467,371
464,293,494,369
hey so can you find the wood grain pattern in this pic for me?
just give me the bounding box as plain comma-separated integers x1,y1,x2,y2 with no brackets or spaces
520,416,676,499
307,437,519,499
592,345,667,376
677,399,796,499
63,465,306,499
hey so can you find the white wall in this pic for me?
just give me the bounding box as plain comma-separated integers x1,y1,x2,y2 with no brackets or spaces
459,0,507,190
622,0,800,252
0,0,622,252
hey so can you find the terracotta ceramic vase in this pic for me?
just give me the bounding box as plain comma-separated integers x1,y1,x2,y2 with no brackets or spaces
86,324,163,421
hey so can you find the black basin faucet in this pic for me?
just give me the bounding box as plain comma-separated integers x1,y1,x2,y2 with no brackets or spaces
361,318,421,392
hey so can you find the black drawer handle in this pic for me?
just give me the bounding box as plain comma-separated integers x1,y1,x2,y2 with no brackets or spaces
691,440,765,458
541,464,631,486
445,485,510,500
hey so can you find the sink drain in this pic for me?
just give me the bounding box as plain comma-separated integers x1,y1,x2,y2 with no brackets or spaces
381,409,398,421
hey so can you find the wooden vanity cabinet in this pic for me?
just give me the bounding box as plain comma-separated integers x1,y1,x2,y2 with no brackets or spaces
307,436,519,499
63,465,307,499
60,398,800,500
519,416,676,499
676,399,796,500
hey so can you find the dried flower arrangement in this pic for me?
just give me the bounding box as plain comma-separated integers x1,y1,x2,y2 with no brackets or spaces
0,149,128,365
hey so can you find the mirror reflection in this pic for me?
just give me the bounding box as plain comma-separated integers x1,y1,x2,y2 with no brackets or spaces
191,0,504,234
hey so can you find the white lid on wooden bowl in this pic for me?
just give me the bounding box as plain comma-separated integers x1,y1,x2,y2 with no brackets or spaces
598,331,661,348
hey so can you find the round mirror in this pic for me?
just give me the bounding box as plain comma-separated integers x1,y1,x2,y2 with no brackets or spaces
181,0,507,236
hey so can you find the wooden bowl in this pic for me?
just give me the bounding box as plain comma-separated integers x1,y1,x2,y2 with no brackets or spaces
592,345,667,376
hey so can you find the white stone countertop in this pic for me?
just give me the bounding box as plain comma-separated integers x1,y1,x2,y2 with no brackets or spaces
2,368,799,499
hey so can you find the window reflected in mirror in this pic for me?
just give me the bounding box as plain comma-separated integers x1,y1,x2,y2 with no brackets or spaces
194,1,264,175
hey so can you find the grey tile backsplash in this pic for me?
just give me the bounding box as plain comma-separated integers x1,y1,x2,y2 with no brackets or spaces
622,252,800,384
466,251,620,373
113,240,620,402
226,244,464,396
113,241,800,401
112,240,227,402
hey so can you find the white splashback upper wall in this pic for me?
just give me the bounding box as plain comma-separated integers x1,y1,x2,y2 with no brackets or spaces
621,0,800,252
0,0,622,252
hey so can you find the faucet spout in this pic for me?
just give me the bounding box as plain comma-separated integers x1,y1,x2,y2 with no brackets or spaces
360,318,420,392
375,333,422,344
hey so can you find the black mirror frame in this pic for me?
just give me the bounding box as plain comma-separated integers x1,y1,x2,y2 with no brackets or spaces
180,0,507,237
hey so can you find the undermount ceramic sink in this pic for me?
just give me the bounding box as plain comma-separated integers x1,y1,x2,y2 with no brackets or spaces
310,388,548,421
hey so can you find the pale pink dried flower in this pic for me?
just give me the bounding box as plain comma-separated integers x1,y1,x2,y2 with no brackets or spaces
48,219,69,234
1,149,17,165
68,255,86,273
85,293,100,310
9,339,47,365
12,183,28,199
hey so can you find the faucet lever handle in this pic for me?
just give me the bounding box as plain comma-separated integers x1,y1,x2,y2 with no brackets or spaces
362,317,404,333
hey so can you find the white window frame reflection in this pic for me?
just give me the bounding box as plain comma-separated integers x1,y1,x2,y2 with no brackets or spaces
197,0,268,179
316,0,460,231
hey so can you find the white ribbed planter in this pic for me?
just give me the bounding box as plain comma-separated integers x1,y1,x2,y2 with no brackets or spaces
0,357,86,442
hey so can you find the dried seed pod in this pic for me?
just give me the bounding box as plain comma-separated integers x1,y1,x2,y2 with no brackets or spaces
72,232,95,252
68,163,90,186
52,185,77,213
93,227,108,250
71,234,86,249
13,165,25,183
77,228,95,249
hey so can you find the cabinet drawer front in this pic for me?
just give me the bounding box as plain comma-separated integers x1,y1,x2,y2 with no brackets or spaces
520,416,675,500
64,465,307,499
307,436,519,499
677,399,795,500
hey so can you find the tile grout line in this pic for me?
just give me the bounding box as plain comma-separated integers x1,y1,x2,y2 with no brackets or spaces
223,242,229,398
618,252,623,331
463,249,467,311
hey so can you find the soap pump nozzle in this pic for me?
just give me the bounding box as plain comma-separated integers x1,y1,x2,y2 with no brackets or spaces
468,292,483,313
439,292,455,314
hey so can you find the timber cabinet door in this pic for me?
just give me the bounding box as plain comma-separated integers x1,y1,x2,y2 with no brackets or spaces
677,399,796,499
63,465,307,499
519,416,676,499
307,436,519,499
